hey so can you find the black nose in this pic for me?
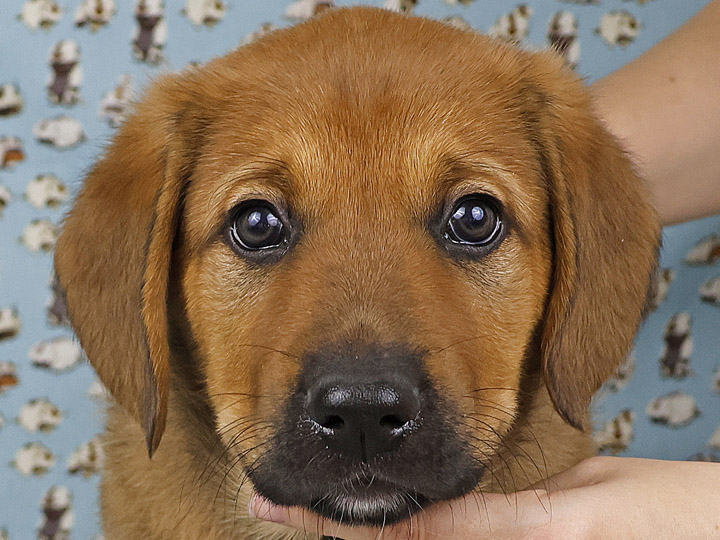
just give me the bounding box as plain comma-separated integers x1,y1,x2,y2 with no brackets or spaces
306,374,421,462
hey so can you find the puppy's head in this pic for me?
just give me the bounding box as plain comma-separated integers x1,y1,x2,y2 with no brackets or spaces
55,7,659,526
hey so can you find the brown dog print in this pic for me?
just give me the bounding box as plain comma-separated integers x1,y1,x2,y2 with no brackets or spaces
0,308,21,341
659,312,692,379
285,0,334,20
18,399,63,433
597,11,641,47
25,174,69,209
700,276,720,306
490,5,533,42
47,40,82,105
13,442,56,476
548,11,580,67
0,361,19,392
183,0,226,26
67,436,106,477
19,0,62,30
133,0,167,64
685,234,720,264
0,84,23,117
0,185,11,217
595,409,635,454
0,137,25,169
38,487,73,540
74,0,116,31
647,391,700,428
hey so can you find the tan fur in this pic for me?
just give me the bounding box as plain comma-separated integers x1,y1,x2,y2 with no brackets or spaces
54,7,659,540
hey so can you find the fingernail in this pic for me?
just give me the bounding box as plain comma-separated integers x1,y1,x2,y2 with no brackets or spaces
248,494,287,524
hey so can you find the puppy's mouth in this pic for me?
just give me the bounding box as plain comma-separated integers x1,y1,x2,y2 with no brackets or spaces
308,476,430,525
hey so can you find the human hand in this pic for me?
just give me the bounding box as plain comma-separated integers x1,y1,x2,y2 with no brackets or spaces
249,456,720,539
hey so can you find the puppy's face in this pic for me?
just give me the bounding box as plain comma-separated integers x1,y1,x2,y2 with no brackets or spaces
55,7,659,528
179,46,552,523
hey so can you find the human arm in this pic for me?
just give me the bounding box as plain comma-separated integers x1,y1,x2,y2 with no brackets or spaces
591,0,720,225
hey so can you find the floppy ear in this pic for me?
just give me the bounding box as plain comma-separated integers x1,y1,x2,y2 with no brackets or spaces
528,58,660,430
54,77,194,456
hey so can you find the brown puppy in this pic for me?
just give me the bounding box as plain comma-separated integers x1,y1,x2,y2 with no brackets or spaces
54,7,659,540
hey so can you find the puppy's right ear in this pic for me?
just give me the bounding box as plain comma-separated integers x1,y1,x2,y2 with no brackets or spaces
54,76,196,456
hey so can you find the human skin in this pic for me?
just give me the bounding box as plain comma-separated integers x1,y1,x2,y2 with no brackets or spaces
592,0,720,225
249,1,720,538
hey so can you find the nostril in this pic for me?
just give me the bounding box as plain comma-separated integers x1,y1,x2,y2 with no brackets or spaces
379,414,407,430
319,415,345,430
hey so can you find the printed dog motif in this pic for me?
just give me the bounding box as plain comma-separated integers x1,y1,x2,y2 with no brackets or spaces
243,23,279,45
75,0,116,31
0,185,11,217
29,337,83,372
99,75,135,128
0,84,24,117
67,436,105,477
659,312,692,379
604,349,636,392
25,174,69,209
18,398,63,433
649,267,674,310
38,486,73,540
489,5,533,41
33,116,85,149
47,275,70,326
132,0,167,64
548,11,580,67
285,0,335,20
0,361,20,392
21,220,58,252
19,0,62,30
0,308,21,341
383,0,417,13
48,40,82,105
595,409,635,454
0,136,25,168
709,426,720,450
685,234,720,265
442,16,472,31
647,391,700,428
597,11,641,47
183,0,226,26
13,442,56,476
700,276,720,306
54,8,659,539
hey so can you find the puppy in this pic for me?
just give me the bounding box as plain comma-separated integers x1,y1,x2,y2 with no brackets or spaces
55,8,659,539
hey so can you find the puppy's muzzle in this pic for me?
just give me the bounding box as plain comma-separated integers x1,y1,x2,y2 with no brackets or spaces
305,358,422,463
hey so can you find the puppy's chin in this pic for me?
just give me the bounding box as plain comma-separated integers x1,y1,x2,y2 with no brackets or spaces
249,457,485,526
309,480,431,526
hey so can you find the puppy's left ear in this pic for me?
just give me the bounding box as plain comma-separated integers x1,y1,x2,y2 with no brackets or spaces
528,56,660,430
54,76,198,456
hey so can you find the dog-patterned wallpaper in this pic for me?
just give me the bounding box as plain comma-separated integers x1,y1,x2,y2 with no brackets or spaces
0,0,718,538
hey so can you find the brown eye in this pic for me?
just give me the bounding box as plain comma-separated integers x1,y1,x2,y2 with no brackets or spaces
445,195,502,246
229,200,287,251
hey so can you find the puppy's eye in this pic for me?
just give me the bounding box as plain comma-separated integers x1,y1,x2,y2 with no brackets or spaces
445,195,502,246
229,201,287,251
